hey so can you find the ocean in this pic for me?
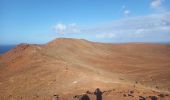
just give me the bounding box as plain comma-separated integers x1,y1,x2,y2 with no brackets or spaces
0,45,16,55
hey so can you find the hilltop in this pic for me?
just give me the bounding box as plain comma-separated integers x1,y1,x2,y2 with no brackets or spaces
0,38,170,100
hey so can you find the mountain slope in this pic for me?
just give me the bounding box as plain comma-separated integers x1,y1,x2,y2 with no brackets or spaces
0,38,170,100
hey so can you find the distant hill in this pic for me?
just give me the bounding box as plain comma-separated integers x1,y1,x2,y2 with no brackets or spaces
0,38,170,100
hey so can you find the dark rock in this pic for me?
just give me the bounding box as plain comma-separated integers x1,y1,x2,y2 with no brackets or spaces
129,90,134,94
128,94,134,97
8,95,12,97
79,94,90,100
149,96,158,100
139,96,146,100
74,95,77,98
155,86,159,89
135,81,138,84
74,95,81,98
53,94,59,99
86,90,93,94
158,94,165,97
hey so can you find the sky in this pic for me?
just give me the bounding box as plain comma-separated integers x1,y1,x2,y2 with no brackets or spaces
0,0,170,44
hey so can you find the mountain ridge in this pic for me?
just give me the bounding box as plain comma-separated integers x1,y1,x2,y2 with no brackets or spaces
0,38,170,100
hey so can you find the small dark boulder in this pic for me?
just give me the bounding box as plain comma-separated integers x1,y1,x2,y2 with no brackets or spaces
128,94,134,97
149,96,158,100
129,90,134,94
86,90,93,94
158,94,165,97
139,96,146,100
80,94,90,100
123,94,126,97
53,94,59,100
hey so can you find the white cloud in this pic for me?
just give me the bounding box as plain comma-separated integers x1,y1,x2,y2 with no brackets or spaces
151,0,164,9
150,0,166,12
54,24,66,33
51,9,170,42
135,29,145,34
121,5,131,16
88,12,170,41
96,33,115,38
53,23,80,34
124,10,131,16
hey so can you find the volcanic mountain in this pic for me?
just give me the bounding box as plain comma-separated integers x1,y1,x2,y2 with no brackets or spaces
0,38,170,100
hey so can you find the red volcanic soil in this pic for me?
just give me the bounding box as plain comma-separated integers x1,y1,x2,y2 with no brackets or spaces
0,38,170,100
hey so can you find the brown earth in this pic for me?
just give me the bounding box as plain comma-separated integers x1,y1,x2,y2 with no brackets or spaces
0,38,170,100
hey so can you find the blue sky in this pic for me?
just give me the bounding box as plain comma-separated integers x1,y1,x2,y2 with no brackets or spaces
0,0,170,44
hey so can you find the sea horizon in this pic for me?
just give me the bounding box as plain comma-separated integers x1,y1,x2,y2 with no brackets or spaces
0,45,16,55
